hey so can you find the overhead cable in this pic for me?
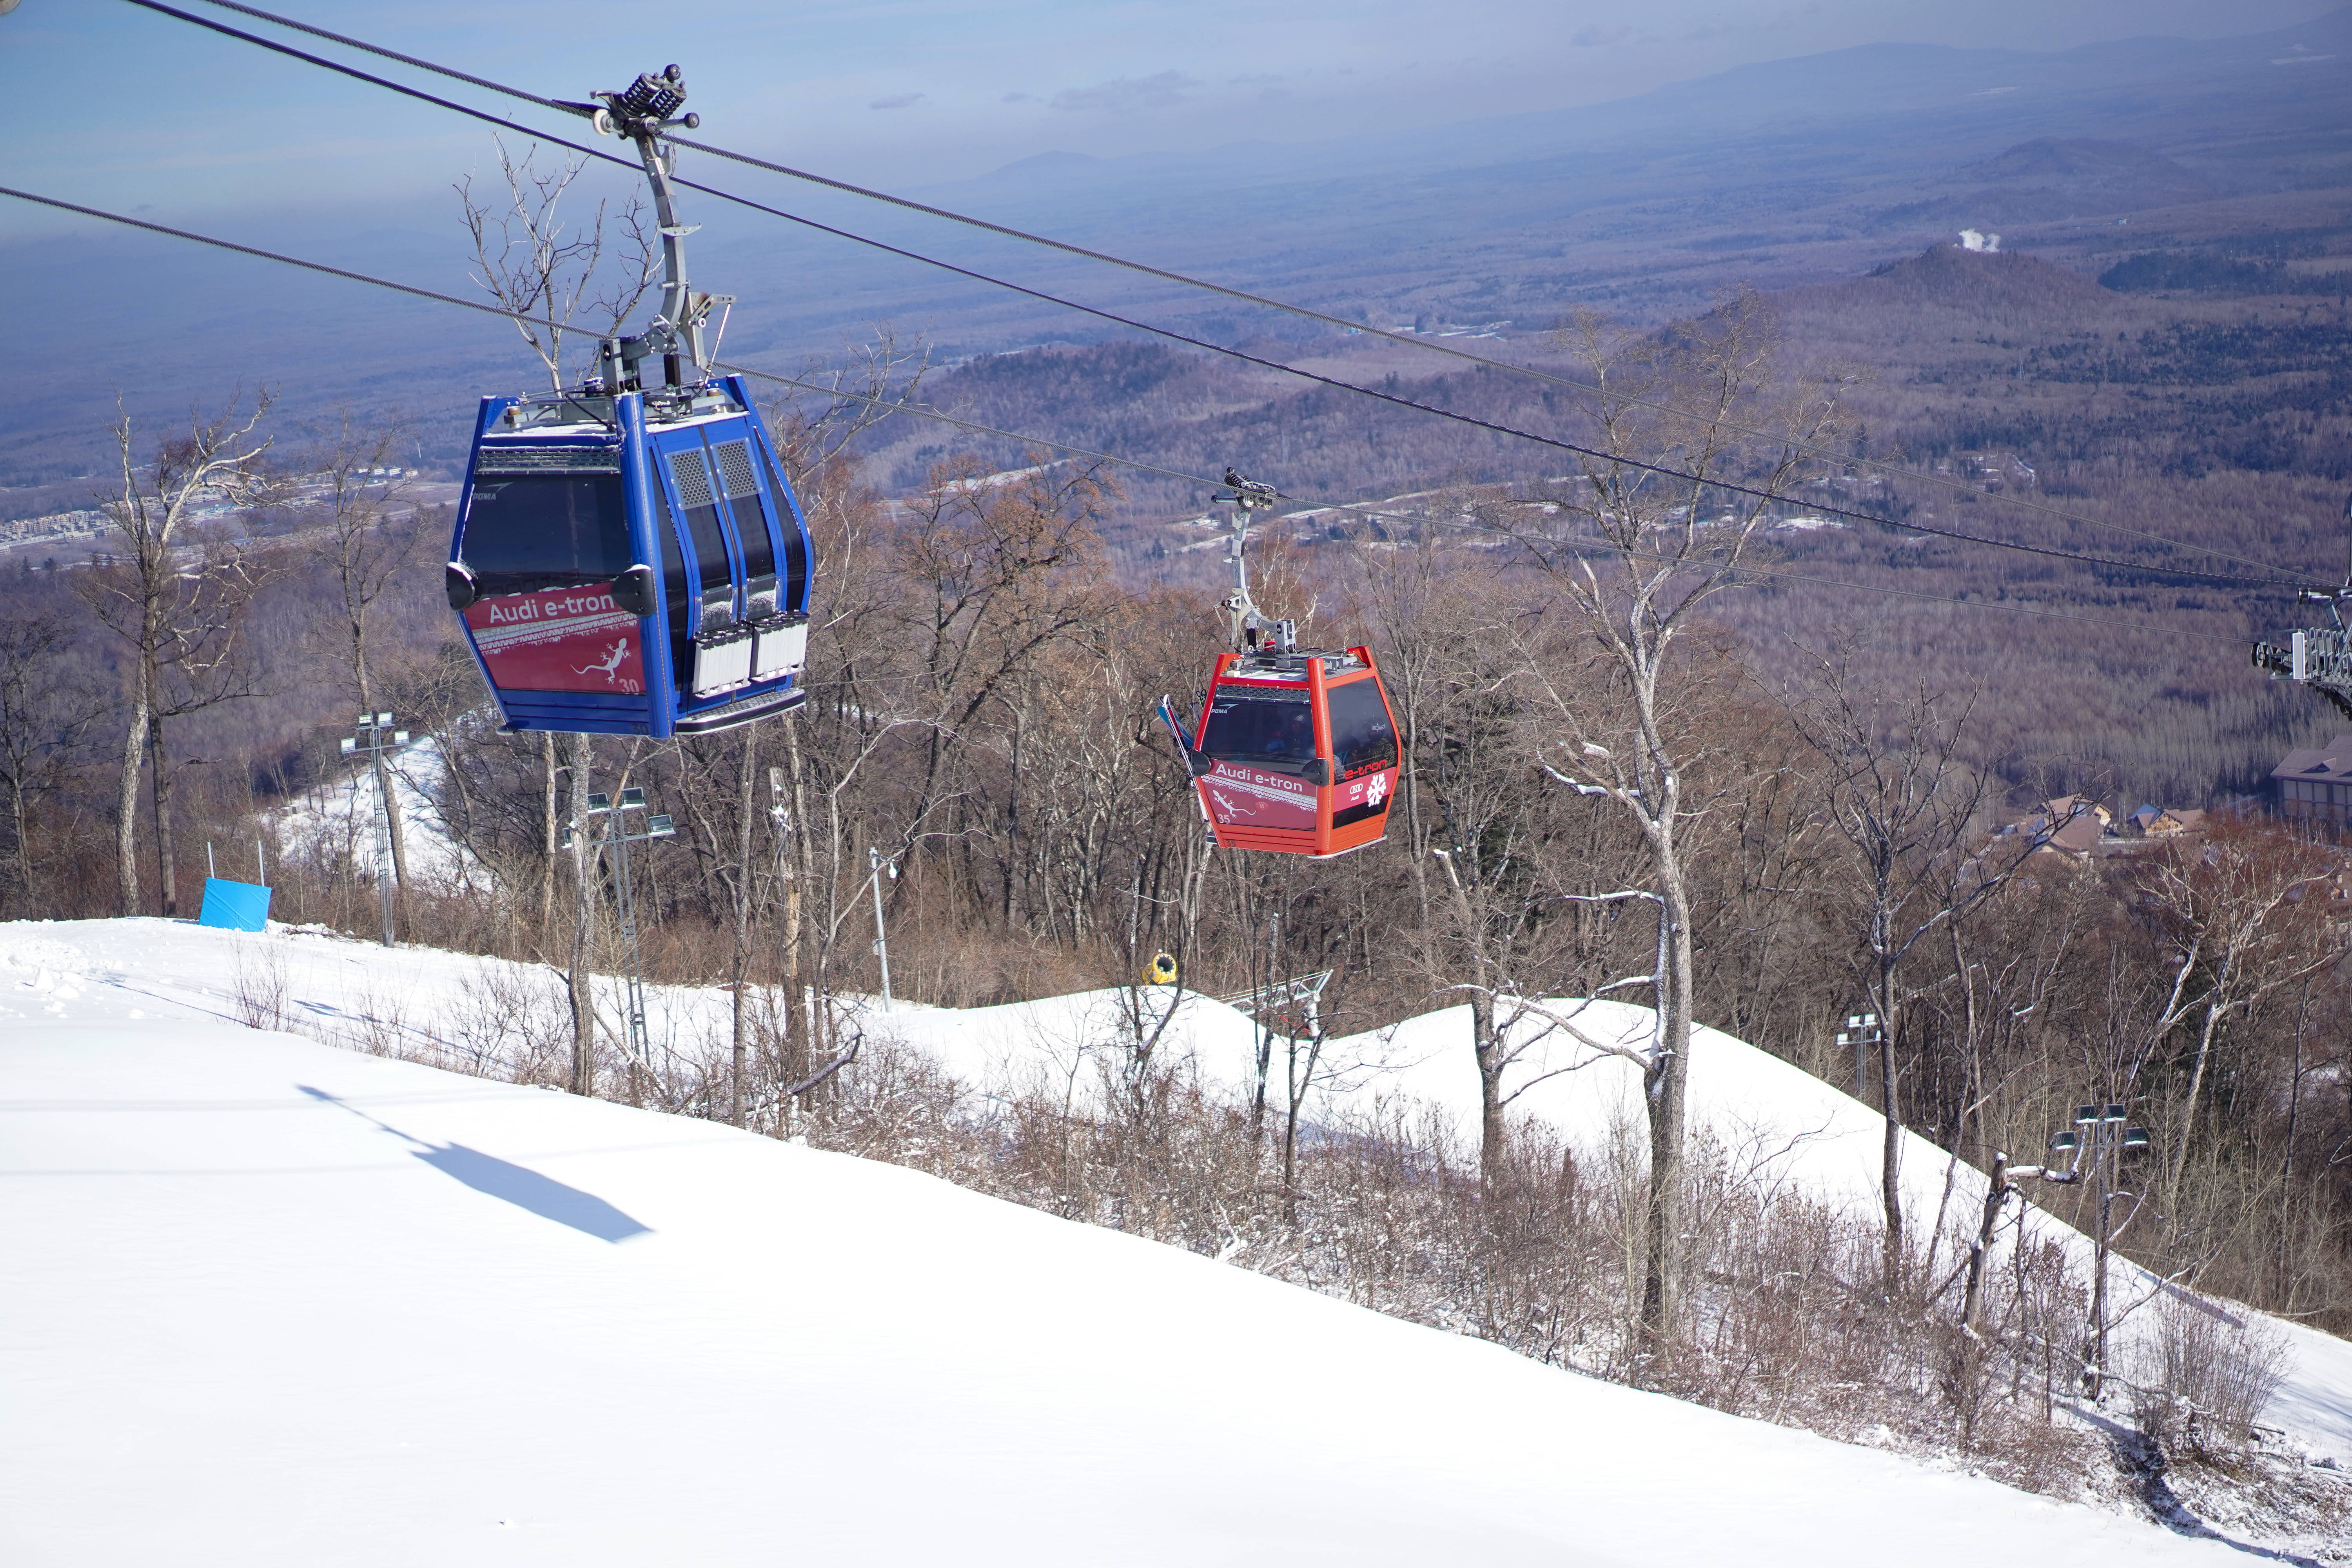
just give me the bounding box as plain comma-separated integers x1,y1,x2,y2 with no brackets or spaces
0,181,2258,650
55,9,2321,590
0,186,1217,490
134,0,2324,586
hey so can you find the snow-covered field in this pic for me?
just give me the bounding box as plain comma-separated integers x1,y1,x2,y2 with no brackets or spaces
4,916,2348,1564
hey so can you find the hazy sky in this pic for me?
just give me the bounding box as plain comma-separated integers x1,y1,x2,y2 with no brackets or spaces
1,0,2339,239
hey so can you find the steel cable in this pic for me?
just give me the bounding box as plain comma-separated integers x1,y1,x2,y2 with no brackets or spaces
0,181,2260,648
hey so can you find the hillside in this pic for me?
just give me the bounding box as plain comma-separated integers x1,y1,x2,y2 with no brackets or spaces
4,915,2348,1566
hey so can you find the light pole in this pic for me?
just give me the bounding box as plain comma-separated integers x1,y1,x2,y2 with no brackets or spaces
1968,1103,2151,1399
1836,1011,1882,1101
563,788,675,1081
338,712,405,947
2043,1102,2152,1398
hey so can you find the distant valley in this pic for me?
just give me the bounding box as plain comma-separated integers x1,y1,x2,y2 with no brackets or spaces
3,7,2347,806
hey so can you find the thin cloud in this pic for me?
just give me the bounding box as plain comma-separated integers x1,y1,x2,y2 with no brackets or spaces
1573,23,1631,47
868,92,925,110
1050,70,1201,114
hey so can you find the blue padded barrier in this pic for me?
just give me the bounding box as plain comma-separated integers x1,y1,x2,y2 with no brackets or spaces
198,878,272,933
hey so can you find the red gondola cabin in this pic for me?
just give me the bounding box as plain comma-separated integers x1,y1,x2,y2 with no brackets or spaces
1186,646,1400,857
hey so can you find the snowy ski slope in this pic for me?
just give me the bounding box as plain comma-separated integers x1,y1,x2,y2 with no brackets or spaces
3,916,2348,1564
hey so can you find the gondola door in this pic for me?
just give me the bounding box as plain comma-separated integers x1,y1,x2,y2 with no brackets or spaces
652,434,745,706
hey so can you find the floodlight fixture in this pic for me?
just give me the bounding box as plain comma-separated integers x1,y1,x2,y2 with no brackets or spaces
338,737,355,755
2074,1105,2099,1125
2122,1127,2151,1151
620,787,646,808
647,814,675,837
2049,1131,2080,1154
2103,1104,2128,1122
587,792,612,811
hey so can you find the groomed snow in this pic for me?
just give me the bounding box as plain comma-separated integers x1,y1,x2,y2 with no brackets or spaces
2,917,2347,1564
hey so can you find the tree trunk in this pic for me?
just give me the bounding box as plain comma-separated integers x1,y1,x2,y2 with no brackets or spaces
7,774,29,912
387,765,412,891
377,750,412,899
1958,1154,2009,1340
781,721,811,1094
730,729,757,1128
116,659,151,915
149,707,179,919
1472,989,1508,1193
2281,986,2308,1299
1638,873,1694,1368
1951,1154,2011,1445
539,732,559,939
354,666,411,898
1879,1019,1905,1292
566,734,595,1096
2164,1002,2229,1223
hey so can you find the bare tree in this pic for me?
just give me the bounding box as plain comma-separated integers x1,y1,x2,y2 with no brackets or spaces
889,454,1118,874
83,393,276,915
0,612,102,913
563,734,597,1094
1789,657,2025,1290
1509,290,1847,1362
302,413,426,898
2132,820,2336,1235
456,131,659,1048
1352,525,1635,1191
457,136,657,392
762,325,935,484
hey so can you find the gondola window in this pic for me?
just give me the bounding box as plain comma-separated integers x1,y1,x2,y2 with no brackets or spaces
461,475,632,595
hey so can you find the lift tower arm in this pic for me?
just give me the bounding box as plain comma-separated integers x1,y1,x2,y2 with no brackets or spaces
2253,492,2352,721
557,66,733,392
1215,467,1293,653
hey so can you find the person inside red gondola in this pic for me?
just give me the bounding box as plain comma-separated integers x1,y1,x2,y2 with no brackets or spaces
1267,703,1314,760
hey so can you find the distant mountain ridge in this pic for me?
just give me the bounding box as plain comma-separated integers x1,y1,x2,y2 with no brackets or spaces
935,8,2352,206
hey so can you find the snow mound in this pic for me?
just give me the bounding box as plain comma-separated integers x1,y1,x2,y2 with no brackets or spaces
4,915,2349,1555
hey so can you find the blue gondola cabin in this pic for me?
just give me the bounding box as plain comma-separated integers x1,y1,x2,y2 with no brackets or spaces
445,375,811,737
